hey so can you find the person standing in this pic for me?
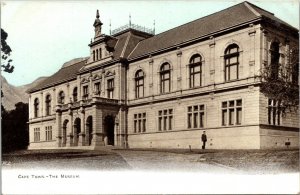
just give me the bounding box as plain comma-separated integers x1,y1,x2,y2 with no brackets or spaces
201,131,207,149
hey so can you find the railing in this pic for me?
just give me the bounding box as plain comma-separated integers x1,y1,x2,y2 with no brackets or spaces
111,23,155,35
93,97,119,105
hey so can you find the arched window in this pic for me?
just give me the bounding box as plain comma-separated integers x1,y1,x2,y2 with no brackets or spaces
160,63,171,93
96,49,99,61
73,87,78,102
135,70,144,98
270,42,280,79
34,98,39,118
45,95,51,116
189,54,202,88
58,91,65,104
93,50,95,61
99,48,102,59
224,44,239,81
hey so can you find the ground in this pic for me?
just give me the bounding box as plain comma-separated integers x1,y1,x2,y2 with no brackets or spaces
2,148,298,174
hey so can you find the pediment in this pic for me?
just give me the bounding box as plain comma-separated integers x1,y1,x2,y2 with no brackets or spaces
81,77,89,84
92,74,102,81
105,70,115,78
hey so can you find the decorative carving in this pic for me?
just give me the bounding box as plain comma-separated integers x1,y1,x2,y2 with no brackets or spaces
105,70,115,77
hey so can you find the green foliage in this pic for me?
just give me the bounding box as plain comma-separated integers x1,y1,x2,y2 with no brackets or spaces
1,28,14,73
260,48,299,112
2,102,29,153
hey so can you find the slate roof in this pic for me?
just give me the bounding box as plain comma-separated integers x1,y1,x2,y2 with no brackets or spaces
27,59,86,93
128,1,298,60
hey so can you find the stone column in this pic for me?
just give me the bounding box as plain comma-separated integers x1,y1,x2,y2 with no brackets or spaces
209,36,216,84
248,24,256,78
55,106,62,147
114,116,119,146
91,105,105,147
79,107,85,146
148,57,154,96
67,111,73,147
40,91,44,117
176,48,182,90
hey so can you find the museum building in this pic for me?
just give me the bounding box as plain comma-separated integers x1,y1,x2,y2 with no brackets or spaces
27,1,299,150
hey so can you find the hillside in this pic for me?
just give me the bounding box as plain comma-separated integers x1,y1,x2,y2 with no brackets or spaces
1,76,47,111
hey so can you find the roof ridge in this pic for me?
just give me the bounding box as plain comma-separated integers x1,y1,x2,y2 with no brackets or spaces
244,1,275,16
244,1,261,17
61,57,88,69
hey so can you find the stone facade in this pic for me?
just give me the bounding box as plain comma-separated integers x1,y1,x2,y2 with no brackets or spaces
28,2,299,150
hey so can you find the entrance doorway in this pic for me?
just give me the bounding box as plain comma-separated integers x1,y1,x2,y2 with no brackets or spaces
86,116,93,146
104,115,114,145
74,118,81,146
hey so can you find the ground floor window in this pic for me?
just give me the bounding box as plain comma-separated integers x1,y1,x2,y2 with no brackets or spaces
134,113,146,133
158,109,173,131
222,99,242,126
34,128,40,142
268,99,282,125
187,104,205,129
45,126,52,141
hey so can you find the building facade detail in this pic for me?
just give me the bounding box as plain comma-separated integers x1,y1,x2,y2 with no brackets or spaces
27,2,299,150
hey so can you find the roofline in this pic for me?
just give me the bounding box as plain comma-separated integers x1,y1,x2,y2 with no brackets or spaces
128,17,262,62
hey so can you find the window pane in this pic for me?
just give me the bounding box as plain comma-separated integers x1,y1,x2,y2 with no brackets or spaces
200,105,204,110
222,102,227,108
159,111,162,116
138,120,141,132
164,116,167,130
200,112,204,128
229,101,234,107
194,106,198,111
169,109,173,114
143,119,146,132
194,113,198,128
188,106,192,112
169,116,173,130
230,56,238,64
194,73,201,87
229,109,234,125
188,113,192,128
236,99,242,106
164,110,167,115
165,80,170,93
222,110,227,126
158,117,162,131
236,108,242,125
230,65,238,80
194,65,200,72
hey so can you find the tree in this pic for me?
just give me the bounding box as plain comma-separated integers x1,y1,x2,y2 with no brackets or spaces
1,28,14,73
260,47,299,113
2,102,29,153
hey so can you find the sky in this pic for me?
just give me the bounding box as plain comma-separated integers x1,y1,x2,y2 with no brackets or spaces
1,0,299,87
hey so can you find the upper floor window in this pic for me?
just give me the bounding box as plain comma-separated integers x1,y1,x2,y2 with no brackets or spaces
73,87,78,102
83,85,89,99
96,49,99,61
45,95,51,116
160,63,171,93
107,79,114,99
93,50,95,61
135,70,144,98
58,91,65,104
34,98,39,118
94,82,101,95
224,44,239,81
189,54,202,88
270,42,280,80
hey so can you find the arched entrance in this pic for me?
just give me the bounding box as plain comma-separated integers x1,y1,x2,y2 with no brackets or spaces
74,118,81,146
86,116,93,146
62,119,69,147
104,115,115,145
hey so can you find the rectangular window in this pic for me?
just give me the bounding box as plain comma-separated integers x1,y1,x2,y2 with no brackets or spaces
83,85,89,99
107,79,114,99
133,113,146,133
34,128,40,142
158,109,173,131
94,82,101,95
222,99,242,126
268,99,282,125
187,105,205,129
45,126,52,141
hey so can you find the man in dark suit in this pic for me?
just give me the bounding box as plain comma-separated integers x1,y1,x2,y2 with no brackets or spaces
201,131,207,149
